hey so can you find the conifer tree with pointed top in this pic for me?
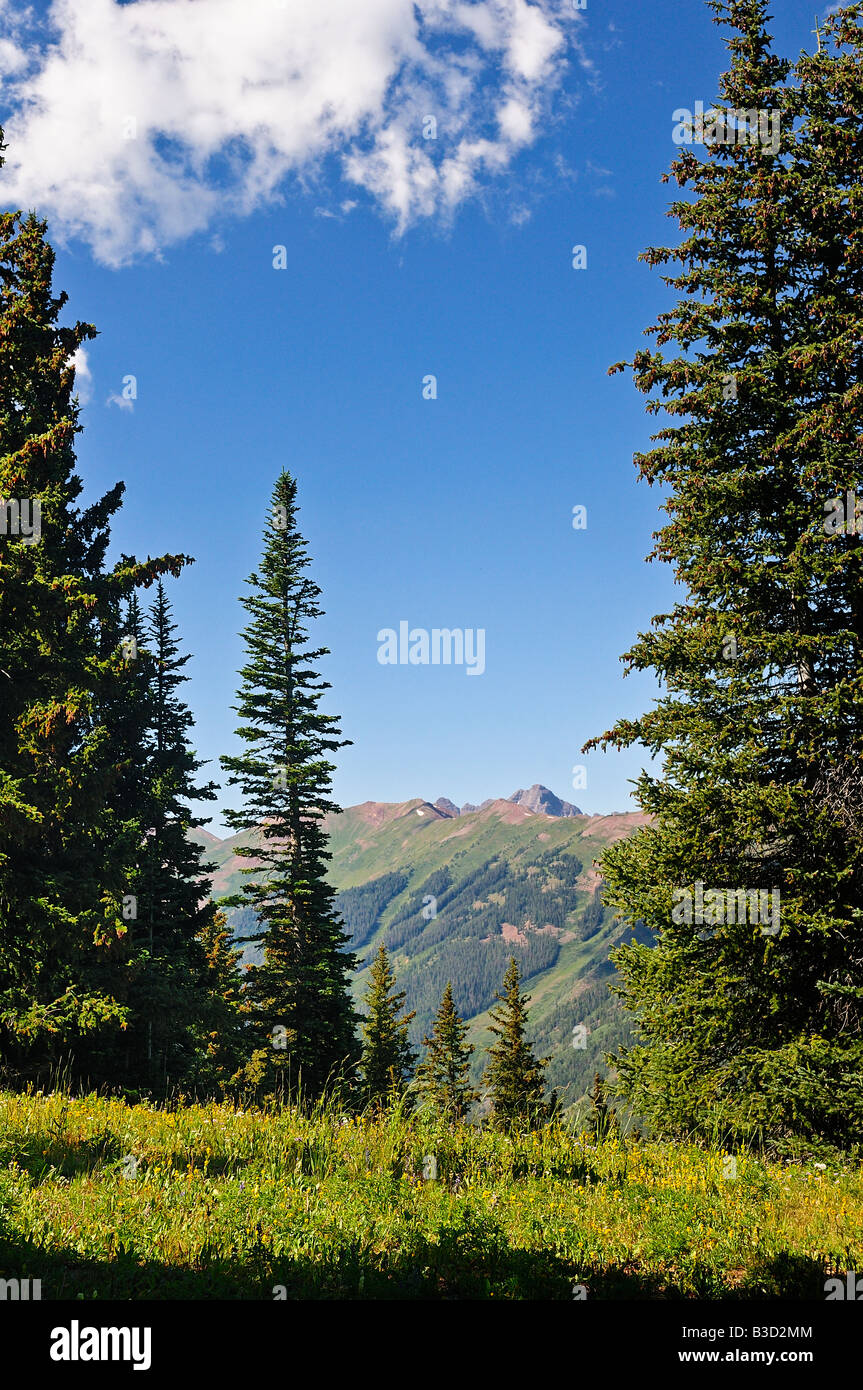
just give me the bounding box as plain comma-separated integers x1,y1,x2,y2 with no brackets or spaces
415,982,477,1121
0,133,189,1087
110,579,225,1092
359,945,416,1108
221,471,359,1101
483,957,550,1130
585,2,863,1150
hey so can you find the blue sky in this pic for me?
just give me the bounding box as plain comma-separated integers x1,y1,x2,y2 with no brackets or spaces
0,0,826,829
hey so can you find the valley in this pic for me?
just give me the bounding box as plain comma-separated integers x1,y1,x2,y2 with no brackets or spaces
195,788,652,1110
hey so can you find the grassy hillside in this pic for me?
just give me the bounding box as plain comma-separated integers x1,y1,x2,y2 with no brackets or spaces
196,800,651,1108
1,1090,859,1300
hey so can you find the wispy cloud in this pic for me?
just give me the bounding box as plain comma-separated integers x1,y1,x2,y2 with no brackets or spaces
0,0,582,266
69,345,92,405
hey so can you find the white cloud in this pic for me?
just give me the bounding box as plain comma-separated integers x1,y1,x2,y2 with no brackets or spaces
69,345,92,404
0,0,579,265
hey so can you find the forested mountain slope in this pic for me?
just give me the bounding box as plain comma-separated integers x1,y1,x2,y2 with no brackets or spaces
195,795,651,1107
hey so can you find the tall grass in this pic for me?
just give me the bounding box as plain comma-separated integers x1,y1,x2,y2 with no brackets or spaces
0,1089,860,1299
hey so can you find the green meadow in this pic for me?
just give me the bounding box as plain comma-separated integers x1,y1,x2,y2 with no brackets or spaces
1,1090,860,1301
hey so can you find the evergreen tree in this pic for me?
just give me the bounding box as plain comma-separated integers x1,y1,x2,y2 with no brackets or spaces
221,471,359,1101
114,580,223,1093
0,138,187,1087
359,945,416,1108
192,908,248,1095
82,588,155,1088
585,3,863,1150
482,957,550,1130
415,982,477,1121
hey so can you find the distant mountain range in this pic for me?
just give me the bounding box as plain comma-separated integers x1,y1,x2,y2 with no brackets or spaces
436,784,583,818
194,788,650,1110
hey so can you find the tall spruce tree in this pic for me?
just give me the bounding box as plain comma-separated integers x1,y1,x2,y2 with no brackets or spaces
415,982,477,1121
221,471,359,1101
585,3,863,1151
0,138,187,1087
359,945,416,1108
113,580,224,1093
483,957,550,1130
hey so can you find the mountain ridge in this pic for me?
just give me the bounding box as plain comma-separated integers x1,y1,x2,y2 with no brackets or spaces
195,791,649,1110
198,785,615,857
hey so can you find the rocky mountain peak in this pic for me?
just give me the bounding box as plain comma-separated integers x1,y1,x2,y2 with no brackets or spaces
507,784,582,817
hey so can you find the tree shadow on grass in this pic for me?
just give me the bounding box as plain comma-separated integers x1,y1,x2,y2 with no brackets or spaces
0,1227,830,1301
0,1128,256,1182
0,1130,126,1181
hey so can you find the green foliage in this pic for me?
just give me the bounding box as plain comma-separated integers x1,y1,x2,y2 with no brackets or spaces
586,2,863,1151
483,958,552,1130
105,580,227,1094
535,966,641,1108
0,136,189,1087
588,1072,619,1142
336,872,408,950
213,815,634,1109
416,983,477,1121
220,471,359,1101
354,851,585,1047
2,1089,860,1299
386,851,583,951
192,910,247,1094
359,946,416,1108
